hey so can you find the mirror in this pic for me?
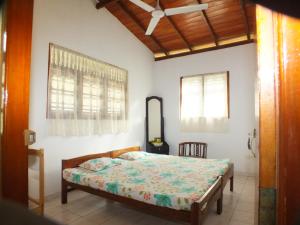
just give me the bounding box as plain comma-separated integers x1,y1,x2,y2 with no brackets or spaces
148,99,161,142
145,96,169,154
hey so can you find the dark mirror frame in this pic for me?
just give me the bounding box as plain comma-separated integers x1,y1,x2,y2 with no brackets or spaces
145,96,169,155
146,96,164,142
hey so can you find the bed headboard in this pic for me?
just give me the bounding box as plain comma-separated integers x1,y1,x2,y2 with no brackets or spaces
110,146,140,158
62,146,141,169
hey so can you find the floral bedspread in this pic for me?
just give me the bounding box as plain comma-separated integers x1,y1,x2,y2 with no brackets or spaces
63,153,230,211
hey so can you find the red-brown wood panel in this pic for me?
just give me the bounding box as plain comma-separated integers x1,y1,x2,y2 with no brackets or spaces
278,14,300,225
169,13,215,46
104,0,256,58
246,4,256,35
1,0,33,205
206,0,246,39
151,18,188,51
106,3,161,52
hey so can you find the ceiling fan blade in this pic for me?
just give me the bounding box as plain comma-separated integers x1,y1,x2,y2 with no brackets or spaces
164,4,208,16
145,17,161,35
129,0,155,12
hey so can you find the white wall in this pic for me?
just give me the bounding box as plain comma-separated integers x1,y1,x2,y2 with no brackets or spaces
29,0,154,195
153,44,257,175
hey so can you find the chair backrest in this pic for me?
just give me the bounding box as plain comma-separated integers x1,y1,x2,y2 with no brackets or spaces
178,142,207,158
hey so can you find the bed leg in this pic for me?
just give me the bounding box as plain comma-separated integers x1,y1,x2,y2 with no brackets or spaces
217,195,223,215
230,176,234,192
61,180,68,204
191,203,201,225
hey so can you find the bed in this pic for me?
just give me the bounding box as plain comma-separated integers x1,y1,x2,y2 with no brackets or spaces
61,146,234,225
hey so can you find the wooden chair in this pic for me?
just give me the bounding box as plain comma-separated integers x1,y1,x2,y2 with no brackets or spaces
178,142,208,158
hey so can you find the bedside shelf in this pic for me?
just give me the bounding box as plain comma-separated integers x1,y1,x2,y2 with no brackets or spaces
146,142,169,155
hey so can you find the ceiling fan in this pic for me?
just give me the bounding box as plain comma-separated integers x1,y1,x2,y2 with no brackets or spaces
129,0,208,35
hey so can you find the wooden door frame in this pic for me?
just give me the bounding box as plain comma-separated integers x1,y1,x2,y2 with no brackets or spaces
1,0,33,205
277,14,300,225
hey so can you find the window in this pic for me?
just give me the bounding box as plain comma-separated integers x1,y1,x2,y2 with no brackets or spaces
180,72,229,132
47,44,128,136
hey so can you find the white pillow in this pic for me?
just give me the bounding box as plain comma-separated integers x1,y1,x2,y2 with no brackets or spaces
118,151,150,160
79,157,121,172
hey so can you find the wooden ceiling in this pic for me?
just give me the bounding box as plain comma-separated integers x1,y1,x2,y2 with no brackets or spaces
96,0,256,60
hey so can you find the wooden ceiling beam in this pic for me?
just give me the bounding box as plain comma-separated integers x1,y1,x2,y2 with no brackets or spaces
96,0,119,9
155,39,254,61
240,0,251,40
159,3,192,51
197,0,219,46
201,11,219,46
117,1,168,56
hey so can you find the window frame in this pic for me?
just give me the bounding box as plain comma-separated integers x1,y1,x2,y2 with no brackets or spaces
46,43,128,120
180,71,230,119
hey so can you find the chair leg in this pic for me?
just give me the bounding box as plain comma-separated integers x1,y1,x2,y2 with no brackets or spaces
230,176,234,192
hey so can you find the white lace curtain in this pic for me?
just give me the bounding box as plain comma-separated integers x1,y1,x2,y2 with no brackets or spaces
47,44,128,136
180,72,229,133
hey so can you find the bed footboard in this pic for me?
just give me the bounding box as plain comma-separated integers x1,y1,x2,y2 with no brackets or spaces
191,176,223,225
222,163,234,192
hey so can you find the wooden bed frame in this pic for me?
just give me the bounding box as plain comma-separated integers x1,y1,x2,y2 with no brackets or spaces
61,146,234,225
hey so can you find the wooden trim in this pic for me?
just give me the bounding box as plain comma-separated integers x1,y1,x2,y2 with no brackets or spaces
197,0,218,46
61,147,234,225
277,13,286,225
256,6,277,189
95,0,119,9
2,0,33,205
29,197,40,205
190,177,223,224
117,1,168,56
222,163,234,191
155,39,254,61
276,12,300,225
227,72,230,119
240,0,251,40
28,148,45,215
165,16,192,51
201,11,219,46
180,77,183,121
39,149,45,215
159,3,192,51
46,43,51,119
28,149,43,157
110,146,141,158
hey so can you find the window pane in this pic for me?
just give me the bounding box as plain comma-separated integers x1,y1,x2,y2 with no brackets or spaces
49,70,76,113
181,76,203,119
107,80,125,116
203,74,228,118
181,72,228,120
81,74,102,115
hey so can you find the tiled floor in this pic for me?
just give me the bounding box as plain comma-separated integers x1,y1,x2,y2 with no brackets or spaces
44,176,256,225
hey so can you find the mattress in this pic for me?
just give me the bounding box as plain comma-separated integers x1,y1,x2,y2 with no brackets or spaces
63,154,230,211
